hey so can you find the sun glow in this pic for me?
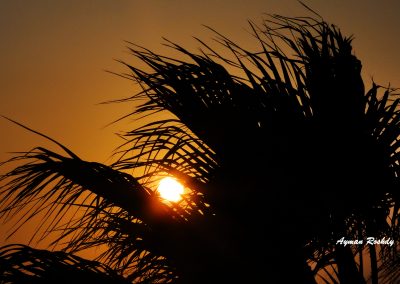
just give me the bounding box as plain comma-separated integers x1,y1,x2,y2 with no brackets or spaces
157,177,184,202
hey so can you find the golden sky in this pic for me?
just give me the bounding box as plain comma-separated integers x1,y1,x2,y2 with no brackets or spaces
1,0,400,245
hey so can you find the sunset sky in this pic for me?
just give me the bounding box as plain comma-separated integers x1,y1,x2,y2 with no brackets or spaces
1,0,400,245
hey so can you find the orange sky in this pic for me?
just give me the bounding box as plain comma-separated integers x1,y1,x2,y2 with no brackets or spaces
1,0,400,246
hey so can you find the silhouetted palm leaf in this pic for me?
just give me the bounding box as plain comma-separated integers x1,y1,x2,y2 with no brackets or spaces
0,244,130,283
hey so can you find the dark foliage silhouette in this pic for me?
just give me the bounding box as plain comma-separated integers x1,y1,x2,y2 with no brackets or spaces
0,244,130,284
0,12,399,283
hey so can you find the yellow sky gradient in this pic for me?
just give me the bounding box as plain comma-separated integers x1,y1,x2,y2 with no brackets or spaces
1,0,400,247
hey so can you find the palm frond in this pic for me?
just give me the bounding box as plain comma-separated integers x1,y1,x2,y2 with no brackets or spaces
0,143,186,280
0,244,130,283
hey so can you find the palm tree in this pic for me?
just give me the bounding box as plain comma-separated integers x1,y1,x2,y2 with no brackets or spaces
1,12,399,283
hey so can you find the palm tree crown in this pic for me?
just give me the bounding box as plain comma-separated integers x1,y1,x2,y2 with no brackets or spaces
1,13,399,283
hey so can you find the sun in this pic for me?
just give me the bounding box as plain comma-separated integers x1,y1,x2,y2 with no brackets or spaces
157,177,184,202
